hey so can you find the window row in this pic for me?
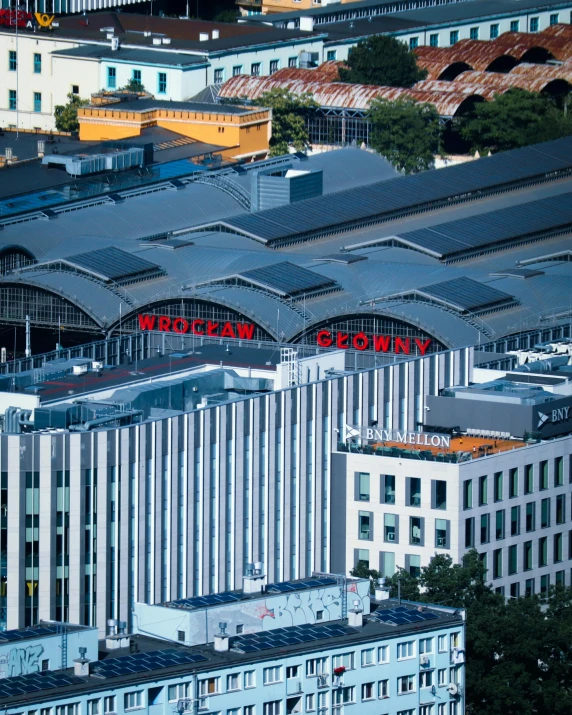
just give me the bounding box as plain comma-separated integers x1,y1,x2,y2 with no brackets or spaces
7,51,42,73
463,457,568,508
481,532,572,579
106,67,167,94
356,473,447,510
505,569,570,599
6,90,43,112
358,511,451,549
213,57,299,83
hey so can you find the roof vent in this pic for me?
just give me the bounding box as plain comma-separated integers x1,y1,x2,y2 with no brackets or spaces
212,29,220,39
199,32,209,41
162,37,171,45
74,647,90,677
152,37,162,45
111,36,119,51
243,562,266,594
348,600,363,628
214,622,230,652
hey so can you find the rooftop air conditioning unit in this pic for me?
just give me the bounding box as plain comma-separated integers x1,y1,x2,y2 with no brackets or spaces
387,533,395,542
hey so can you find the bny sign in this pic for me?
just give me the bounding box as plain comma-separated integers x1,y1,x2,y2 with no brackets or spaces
344,424,451,448
317,330,432,355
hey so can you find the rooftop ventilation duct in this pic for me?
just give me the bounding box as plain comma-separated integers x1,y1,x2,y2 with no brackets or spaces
199,32,209,41
152,37,162,45
212,29,219,39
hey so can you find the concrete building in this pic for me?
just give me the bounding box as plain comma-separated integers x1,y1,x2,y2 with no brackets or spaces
331,354,572,597
0,589,467,715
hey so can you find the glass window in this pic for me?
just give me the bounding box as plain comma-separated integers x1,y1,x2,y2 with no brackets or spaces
88,701,100,715
556,494,565,524
357,472,370,501
199,677,220,695
420,670,433,689
555,570,565,586
359,511,372,540
450,30,459,44
550,13,559,24
382,475,395,504
554,532,563,562
306,694,315,712
326,50,337,61
214,68,224,83
158,72,167,93
9,50,16,71
419,637,433,654
408,477,421,507
384,513,397,543
306,657,327,677
530,17,539,31
33,92,42,113
378,645,389,663
380,551,395,577
429,33,439,46
434,481,446,510
332,687,354,706
540,574,550,595
493,548,502,579
555,457,563,486
361,682,374,700
496,510,505,540
251,62,261,76
511,506,520,536
539,536,548,566
465,517,474,547
124,692,143,710
509,544,517,575
490,23,499,39
469,26,479,39
263,667,282,684
378,679,389,698
397,674,416,693
540,461,548,490
9,90,16,111
541,498,550,528
33,53,41,74
524,464,533,494
227,673,241,691
168,683,190,701
397,640,415,660
526,502,535,532
438,635,447,652
264,702,281,715
317,693,327,711
408,554,421,577
494,472,503,502
232,65,242,76
286,665,300,679
245,670,255,688
288,57,297,68
463,480,472,509
523,540,533,570
436,519,448,549
510,20,520,32
438,667,447,685
525,578,535,596
269,59,279,74
410,516,422,545
509,468,518,498
107,66,116,89
479,476,488,506
409,37,419,49
332,652,354,670
480,513,490,544
103,697,116,715
361,648,374,666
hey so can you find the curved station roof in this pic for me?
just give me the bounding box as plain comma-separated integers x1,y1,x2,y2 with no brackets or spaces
1,138,572,351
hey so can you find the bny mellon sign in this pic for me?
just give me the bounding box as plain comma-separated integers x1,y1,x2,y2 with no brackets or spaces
344,424,451,448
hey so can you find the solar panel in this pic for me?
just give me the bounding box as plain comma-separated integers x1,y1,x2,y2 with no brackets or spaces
372,606,439,627
214,137,572,247
165,591,243,610
231,623,356,653
58,247,163,284
416,277,516,313
0,671,84,699
266,577,337,594
91,649,207,679
0,624,62,642
230,262,337,298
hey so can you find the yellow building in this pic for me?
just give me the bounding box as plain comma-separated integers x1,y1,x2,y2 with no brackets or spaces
78,97,271,162
238,0,360,15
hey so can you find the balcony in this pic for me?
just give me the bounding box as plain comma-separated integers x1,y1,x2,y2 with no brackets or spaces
317,674,329,688
450,648,465,665
287,680,303,696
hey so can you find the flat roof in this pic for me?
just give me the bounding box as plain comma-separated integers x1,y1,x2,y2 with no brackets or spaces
0,622,93,645
93,98,259,115
369,435,528,459
0,601,463,709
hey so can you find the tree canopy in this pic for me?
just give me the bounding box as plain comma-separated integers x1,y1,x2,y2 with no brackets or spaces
54,92,89,133
458,88,572,153
256,88,318,156
339,35,427,88
351,552,572,715
121,77,146,93
368,97,441,173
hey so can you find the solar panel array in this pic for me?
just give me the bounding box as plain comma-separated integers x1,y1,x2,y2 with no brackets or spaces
217,137,572,245
232,623,356,653
234,262,337,297
417,277,516,313
395,192,572,261
372,606,439,627
166,591,243,610
266,577,338,593
0,624,62,642
0,671,84,699
63,247,163,284
91,649,207,679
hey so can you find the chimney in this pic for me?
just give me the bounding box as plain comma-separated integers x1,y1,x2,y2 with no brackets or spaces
375,577,390,601
348,600,363,628
212,29,219,39
243,562,266,594
214,622,230,652
111,36,119,51
106,619,130,650
74,647,90,677
199,32,209,41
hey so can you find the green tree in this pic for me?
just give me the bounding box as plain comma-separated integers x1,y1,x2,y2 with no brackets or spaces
256,89,318,156
339,35,427,88
121,78,146,93
54,92,89,133
368,97,441,173
459,88,572,153
214,9,239,22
